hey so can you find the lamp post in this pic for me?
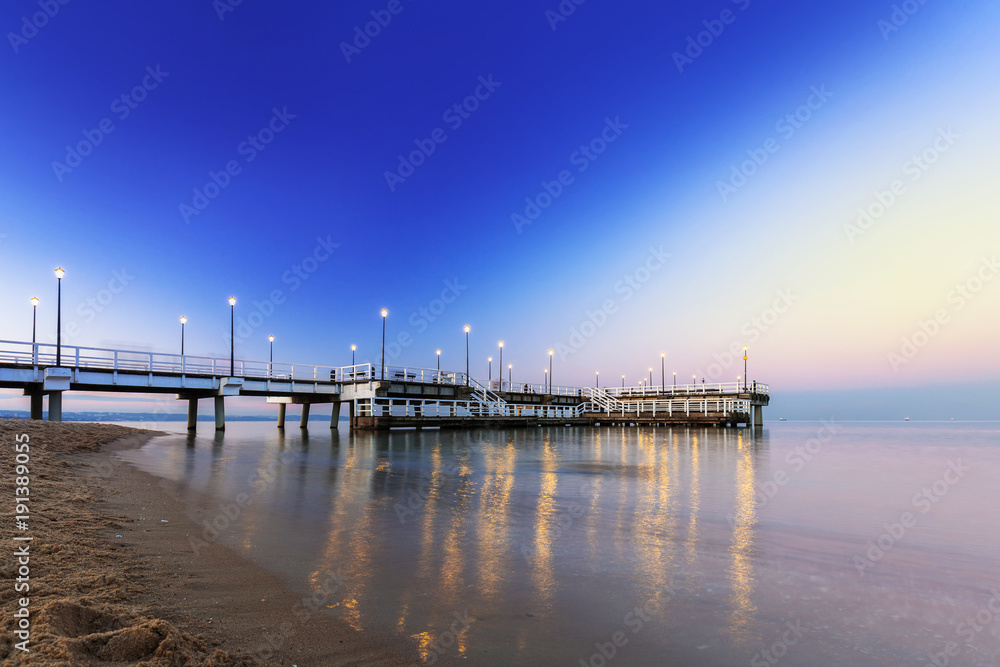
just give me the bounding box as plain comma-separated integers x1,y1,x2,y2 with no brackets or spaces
54,268,64,366
381,309,388,380
648,367,653,387
595,371,599,389
673,371,676,390
508,363,512,389
268,335,274,378
31,297,39,345
488,356,492,384
498,341,504,391
548,349,553,393
660,352,665,392
544,368,547,389
436,349,441,372
742,345,748,390
351,344,356,366
621,374,625,388
228,296,236,375
180,316,187,355
464,325,470,385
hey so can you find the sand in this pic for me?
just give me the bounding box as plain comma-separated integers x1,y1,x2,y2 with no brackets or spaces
0,420,410,666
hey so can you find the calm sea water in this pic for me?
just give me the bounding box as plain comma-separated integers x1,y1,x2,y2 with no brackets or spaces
117,421,1000,666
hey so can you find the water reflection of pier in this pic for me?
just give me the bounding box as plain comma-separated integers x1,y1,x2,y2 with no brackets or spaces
291,426,770,661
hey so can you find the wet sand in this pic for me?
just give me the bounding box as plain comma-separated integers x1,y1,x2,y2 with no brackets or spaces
0,420,409,666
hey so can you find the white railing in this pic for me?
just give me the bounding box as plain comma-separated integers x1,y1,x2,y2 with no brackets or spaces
0,340,345,383
583,397,751,417
353,396,748,421
585,386,622,412
502,382,584,396
0,340,768,398
608,381,768,398
468,376,507,408
355,399,590,420
373,365,460,385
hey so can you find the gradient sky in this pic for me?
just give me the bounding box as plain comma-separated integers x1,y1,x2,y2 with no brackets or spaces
1,1,998,418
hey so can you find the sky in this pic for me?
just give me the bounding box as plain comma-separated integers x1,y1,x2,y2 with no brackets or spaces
1,0,998,419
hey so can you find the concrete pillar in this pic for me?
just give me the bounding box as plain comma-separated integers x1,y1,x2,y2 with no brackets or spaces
214,396,226,431
277,403,286,429
300,403,311,429
331,402,341,428
348,401,356,430
187,398,198,431
30,393,43,420
753,405,763,429
47,392,63,422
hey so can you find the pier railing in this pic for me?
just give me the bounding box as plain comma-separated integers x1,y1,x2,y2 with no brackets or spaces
608,381,768,397
0,340,768,400
357,399,590,420
355,396,750,420
0,340,345,383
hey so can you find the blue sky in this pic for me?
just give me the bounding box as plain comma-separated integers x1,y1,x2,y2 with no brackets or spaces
1,0,998,418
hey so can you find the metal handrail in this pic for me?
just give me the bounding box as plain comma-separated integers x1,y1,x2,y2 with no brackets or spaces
0,340,769,397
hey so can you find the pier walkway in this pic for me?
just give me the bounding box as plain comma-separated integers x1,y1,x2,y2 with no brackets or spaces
0,340,769,430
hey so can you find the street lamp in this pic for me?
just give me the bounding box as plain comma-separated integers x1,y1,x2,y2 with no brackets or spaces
54,268,64,366
351,344,356,366
673,370,676,389
436,349,441,372
621,374,625,388
30,297,39,345
508,363,512,389
464,325,470,385
268,335,274,379
595,370,599,389
648,367,653,387
660,352,665,392
498,341,504,391
743,345,748,390
381,309,388,380
548,349,554,393
544,368,547,389
180,316,187,355
228,296,236,376
488,356,492,383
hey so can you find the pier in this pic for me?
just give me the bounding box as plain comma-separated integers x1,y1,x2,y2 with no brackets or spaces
0,340,769,430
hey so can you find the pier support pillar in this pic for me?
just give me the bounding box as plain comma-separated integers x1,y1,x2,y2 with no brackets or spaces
47,392,63,422
277,403,286,429
214,396,226,431
187,399,198,431
349,401,356,430
29,393,43,420
753,405,763,429
331,402,341,428
300,403,311,429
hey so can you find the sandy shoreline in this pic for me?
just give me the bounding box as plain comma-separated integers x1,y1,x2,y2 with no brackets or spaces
0,420,409,666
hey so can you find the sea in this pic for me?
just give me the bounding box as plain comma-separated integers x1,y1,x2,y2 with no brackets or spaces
116,421,1000,666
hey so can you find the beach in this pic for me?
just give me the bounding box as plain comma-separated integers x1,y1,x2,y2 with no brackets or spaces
0,420,408,666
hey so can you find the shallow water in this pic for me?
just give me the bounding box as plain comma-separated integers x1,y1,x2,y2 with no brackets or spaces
118,421,1000,666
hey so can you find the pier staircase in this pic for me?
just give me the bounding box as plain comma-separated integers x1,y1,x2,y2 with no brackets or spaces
468,376,508,415
585,386,621,413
